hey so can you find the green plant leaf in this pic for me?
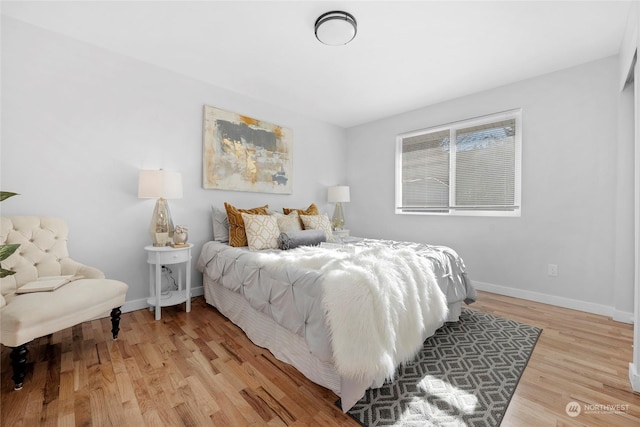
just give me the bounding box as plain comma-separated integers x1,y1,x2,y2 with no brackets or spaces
0,192,19,202
0,268,16,278
0,193,19,276
0,243,20,262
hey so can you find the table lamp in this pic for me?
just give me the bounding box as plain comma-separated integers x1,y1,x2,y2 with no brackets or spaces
138,169,183,246
328,185,350,230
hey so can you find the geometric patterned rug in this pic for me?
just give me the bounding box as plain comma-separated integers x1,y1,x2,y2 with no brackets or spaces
341,308,542,426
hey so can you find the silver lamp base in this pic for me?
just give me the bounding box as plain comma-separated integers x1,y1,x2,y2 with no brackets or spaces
332,202,345,231
149,198,175,246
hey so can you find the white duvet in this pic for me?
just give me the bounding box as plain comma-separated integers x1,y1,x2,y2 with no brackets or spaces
258,245,448,387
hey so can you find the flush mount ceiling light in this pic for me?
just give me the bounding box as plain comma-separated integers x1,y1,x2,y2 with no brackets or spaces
315,11,357,46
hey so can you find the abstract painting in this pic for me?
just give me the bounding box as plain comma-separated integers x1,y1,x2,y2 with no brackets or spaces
203,105,293,194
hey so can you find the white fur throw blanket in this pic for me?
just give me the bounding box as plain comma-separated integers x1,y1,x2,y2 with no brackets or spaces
260,245,448,386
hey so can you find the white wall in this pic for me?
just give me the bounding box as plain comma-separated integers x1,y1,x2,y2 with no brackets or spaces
616,80,636,321
2,16,634,322
346,56,634,320
1,17,348,310
621,0,640,392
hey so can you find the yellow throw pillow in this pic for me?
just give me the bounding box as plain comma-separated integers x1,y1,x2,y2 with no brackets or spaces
224,202,269,247
283,203,319,227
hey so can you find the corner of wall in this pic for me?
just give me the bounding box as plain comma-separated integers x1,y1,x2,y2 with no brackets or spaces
629,363,640,392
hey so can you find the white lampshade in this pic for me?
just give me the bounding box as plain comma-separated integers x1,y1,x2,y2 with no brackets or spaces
138,170,183,199
328,186,350,203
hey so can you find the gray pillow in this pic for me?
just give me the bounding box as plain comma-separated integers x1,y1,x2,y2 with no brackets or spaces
211,206,229,242
279,229,326,250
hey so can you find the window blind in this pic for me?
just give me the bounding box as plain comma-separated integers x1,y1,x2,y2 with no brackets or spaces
455,119,516,208
396,110,521,216
401,130,450,209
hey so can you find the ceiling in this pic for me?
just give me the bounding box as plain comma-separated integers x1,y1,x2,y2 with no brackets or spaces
1,1,633,128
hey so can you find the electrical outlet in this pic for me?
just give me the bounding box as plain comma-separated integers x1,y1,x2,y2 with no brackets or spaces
547,264,558,277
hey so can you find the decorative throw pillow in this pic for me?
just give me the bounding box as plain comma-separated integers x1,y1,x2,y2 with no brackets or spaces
283,203,319,227
241,213,280,250
275,211,302,233
283,203,319,216
211,206,230,242
300,214,334,242
224,202,269,247
279,229,326,250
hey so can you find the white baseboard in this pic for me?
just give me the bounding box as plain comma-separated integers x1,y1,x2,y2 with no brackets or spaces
612,309,635,324
121,286,204,314
473,281,634,324
629,363,640,391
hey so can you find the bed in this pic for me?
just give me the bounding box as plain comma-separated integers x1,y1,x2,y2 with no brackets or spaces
195,234,476,412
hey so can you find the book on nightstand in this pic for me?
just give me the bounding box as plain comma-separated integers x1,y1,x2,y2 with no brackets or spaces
15,275,84,294
171,243,189,248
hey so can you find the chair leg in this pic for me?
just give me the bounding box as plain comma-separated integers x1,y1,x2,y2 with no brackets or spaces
10,344,29,391
110,307,122,340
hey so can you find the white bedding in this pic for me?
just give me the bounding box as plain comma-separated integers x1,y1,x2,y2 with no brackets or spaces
258,245,449,386
196,237,476,411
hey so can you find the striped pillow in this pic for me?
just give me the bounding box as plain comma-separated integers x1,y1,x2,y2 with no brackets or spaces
224,202,269,247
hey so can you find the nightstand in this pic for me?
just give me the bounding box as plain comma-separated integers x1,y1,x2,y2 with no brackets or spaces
145,244,193,320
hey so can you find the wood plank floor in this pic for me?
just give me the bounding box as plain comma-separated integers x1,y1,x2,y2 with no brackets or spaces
2,291,640,426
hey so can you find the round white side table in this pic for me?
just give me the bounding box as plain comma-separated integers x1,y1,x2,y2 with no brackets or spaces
144,244,193,320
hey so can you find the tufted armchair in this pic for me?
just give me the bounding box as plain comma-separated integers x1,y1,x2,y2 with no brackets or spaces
0,216,128,390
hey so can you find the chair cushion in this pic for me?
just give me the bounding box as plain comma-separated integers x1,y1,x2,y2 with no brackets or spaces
0,279,128,347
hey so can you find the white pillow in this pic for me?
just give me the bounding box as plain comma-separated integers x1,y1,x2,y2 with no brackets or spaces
241,213,280,250
274,210,302,233
300,214,334,242
211,206,230,242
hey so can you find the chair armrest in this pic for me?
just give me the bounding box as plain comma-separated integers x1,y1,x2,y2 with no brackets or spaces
76,265,106,279
61,258,106,279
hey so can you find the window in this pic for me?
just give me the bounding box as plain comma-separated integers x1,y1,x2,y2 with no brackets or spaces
396,109,521,216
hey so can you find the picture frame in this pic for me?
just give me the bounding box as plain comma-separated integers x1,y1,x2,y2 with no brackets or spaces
203,105,293,194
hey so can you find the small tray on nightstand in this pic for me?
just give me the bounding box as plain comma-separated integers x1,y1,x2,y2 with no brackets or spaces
332,229,350,238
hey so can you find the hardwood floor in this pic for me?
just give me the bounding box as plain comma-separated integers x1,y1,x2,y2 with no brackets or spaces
1,291,640,426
